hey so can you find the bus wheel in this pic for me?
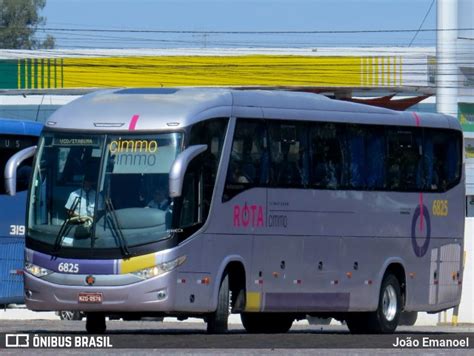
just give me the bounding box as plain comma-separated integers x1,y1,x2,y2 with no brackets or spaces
241,313,294,333
373,274,401,333
207,274,230,334
86,313,106,334
347,274,401,334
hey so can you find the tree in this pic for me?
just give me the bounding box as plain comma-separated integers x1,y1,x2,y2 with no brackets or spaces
0,0,55,49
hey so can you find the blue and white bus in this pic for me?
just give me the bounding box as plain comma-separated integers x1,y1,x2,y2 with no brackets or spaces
7,89,465,334
0,118,42,306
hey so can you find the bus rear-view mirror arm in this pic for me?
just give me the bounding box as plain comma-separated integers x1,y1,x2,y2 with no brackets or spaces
169,144,207,198
4,146,37,196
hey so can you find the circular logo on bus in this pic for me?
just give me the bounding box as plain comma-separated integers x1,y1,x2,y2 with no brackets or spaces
411,205,431,257
85,275,96,286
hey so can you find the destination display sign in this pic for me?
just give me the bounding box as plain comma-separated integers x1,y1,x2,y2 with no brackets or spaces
52,137,100,146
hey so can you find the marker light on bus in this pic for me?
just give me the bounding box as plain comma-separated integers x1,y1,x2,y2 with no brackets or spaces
131,255,187,280
25,263,53,278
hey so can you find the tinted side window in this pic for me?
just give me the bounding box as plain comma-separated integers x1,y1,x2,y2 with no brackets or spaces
221,119,462,196
341,125,387,190
310,123,343,189
188,118,228,221
268,121,309,188
341,125,366,189
178,159,200,229
386,128,423,191
223,119,269,201
365,127,386,190
423,129,462,191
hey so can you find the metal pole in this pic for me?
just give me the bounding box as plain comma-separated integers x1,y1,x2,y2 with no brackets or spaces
436,0,458,117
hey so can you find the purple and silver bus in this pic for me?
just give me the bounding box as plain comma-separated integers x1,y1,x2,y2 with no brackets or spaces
6,88,464,334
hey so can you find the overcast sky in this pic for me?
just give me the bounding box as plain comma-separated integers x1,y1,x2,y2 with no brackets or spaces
41,0,438,48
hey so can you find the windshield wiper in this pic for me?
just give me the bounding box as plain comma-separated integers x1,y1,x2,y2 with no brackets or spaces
104,198,131,258
52,196,81,254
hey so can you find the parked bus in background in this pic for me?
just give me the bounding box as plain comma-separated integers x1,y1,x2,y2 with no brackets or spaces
7,88,464,334
0,118,42,306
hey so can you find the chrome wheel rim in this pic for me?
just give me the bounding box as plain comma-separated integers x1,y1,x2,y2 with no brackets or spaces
382,285,397,321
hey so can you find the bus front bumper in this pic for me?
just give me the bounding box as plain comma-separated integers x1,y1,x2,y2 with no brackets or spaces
24,271,177,312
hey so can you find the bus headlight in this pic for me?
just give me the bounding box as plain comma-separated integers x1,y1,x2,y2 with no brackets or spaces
131,255,187,280
25,263,52,278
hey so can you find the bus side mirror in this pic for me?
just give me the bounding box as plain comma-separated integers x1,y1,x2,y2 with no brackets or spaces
4,146,37,196
169,144,207,198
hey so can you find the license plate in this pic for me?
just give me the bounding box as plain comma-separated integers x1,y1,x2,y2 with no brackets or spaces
78,292,103,304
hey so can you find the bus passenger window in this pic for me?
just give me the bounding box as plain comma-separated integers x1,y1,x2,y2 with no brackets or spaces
386,129,422,191
179,160,200,228
365,129,386,190
342,124,387,191
342,125,367,190
223,119,269,201
189,118,228,221
310,123,343,189
268,121,308,188
424,129,462,192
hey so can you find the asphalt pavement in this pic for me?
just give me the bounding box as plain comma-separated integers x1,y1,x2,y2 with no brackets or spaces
1,307,473,354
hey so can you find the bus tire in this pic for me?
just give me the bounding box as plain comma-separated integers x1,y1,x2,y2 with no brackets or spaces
207,273,230,334
241,313,294,333
347,274,401,334
86,312,106,334
370,273,401,333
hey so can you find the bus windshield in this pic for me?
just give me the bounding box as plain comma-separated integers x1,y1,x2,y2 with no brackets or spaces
28,132,183,257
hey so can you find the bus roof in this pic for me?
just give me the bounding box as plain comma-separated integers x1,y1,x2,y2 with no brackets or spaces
45,88,460,132
0,118,43,136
